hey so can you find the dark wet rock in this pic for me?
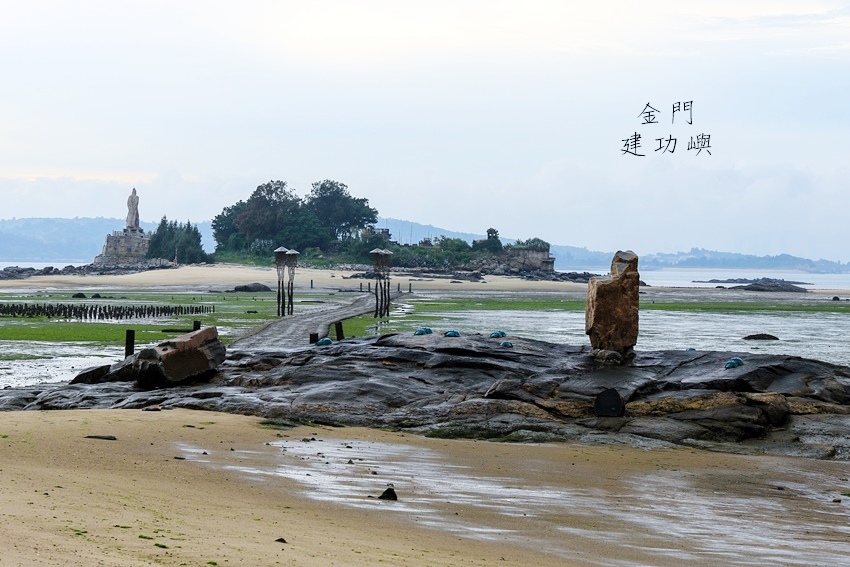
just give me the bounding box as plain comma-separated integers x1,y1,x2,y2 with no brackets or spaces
0,263,175,281
70,328,226,388
695,277,812,286
70,364,112,384
0,266,37,280
378,487,398,500
743,333,780,340
0,388,42,410
135,327,226,387
234,283,272,292
71,292,87,299
594,388,625,417
731,283,808,293
13,332,850,460
70,357,140,385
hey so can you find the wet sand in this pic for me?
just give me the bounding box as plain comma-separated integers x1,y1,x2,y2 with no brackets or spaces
2,409,849,566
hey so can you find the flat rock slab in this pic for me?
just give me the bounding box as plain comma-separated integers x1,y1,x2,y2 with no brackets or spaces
11,333,850,459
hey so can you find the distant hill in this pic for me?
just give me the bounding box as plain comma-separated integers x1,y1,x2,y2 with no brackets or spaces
1,216,847,273
0,217,214,262
376,217,613,269
375,218,849,273
640,248,848,273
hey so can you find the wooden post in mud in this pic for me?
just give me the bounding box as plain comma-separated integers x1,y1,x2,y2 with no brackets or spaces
334,321,344,341
124,329,135,358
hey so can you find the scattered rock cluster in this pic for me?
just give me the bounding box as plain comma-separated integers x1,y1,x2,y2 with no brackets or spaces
0,262,175,280
347,267,603,284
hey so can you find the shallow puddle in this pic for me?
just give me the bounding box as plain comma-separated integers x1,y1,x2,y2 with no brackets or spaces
0,340,124,388
177,437,850,565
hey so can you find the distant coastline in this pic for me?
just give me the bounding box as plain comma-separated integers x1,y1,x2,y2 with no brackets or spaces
692,277,812,285
2,216,850,274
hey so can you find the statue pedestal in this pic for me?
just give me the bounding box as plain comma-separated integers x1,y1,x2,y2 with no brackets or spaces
93,228,150,265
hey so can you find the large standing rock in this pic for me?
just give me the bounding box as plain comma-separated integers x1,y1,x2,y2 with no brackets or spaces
135,326,227,388
585,250,639,357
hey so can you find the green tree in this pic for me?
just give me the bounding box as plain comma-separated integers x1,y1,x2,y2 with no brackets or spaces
436,236,471,254
147,216,209,263
510,237,550,252
212,200,248,252
474,227,503,254
212,180,332,255
306,180,378,241
235,180,302,246
147,216,176,259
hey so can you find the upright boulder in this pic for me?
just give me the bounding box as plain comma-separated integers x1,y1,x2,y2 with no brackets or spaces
585,250,640,358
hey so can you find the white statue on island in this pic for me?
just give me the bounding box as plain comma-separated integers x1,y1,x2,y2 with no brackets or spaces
126,188,140,230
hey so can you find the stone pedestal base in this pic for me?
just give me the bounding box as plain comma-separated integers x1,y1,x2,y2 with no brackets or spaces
93,228,150,264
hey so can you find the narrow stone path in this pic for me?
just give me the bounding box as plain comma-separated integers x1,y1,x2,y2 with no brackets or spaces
229,291,397,350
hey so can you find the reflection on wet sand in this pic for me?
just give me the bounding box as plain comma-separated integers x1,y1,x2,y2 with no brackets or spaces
179,434,850,566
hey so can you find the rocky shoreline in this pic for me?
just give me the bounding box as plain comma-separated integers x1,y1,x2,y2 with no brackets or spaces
347,267,603,284
5,332,850,461
0,262,176,280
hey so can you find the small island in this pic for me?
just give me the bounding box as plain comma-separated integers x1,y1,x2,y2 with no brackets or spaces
693,277,813,285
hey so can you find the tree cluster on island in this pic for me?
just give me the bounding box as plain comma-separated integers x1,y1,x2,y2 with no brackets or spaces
146,218,209,264
147,179,550,270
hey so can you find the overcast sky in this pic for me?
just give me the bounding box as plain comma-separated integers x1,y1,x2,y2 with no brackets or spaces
2,1,849,261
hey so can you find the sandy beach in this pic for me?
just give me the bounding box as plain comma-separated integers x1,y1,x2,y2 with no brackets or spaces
3,264,850,565
3,409,850,566
0,262,589,293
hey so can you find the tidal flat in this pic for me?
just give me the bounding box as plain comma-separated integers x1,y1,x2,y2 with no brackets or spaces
2,266,850,566
0,288,280,386
347,287,850,367
4,283,850,386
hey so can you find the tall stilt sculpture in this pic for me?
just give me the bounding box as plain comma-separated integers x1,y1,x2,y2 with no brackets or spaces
370,248,393,318
274,247,288,317
285,249,299,315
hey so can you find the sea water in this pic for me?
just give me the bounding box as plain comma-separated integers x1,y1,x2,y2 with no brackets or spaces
576,267,850,290
2,268,850,387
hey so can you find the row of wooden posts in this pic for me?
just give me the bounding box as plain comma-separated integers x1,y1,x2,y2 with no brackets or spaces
0,303,213,320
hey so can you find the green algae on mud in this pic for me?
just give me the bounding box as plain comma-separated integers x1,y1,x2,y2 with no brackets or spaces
336,293,850,339
640,300,850,313
0,288,281,359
